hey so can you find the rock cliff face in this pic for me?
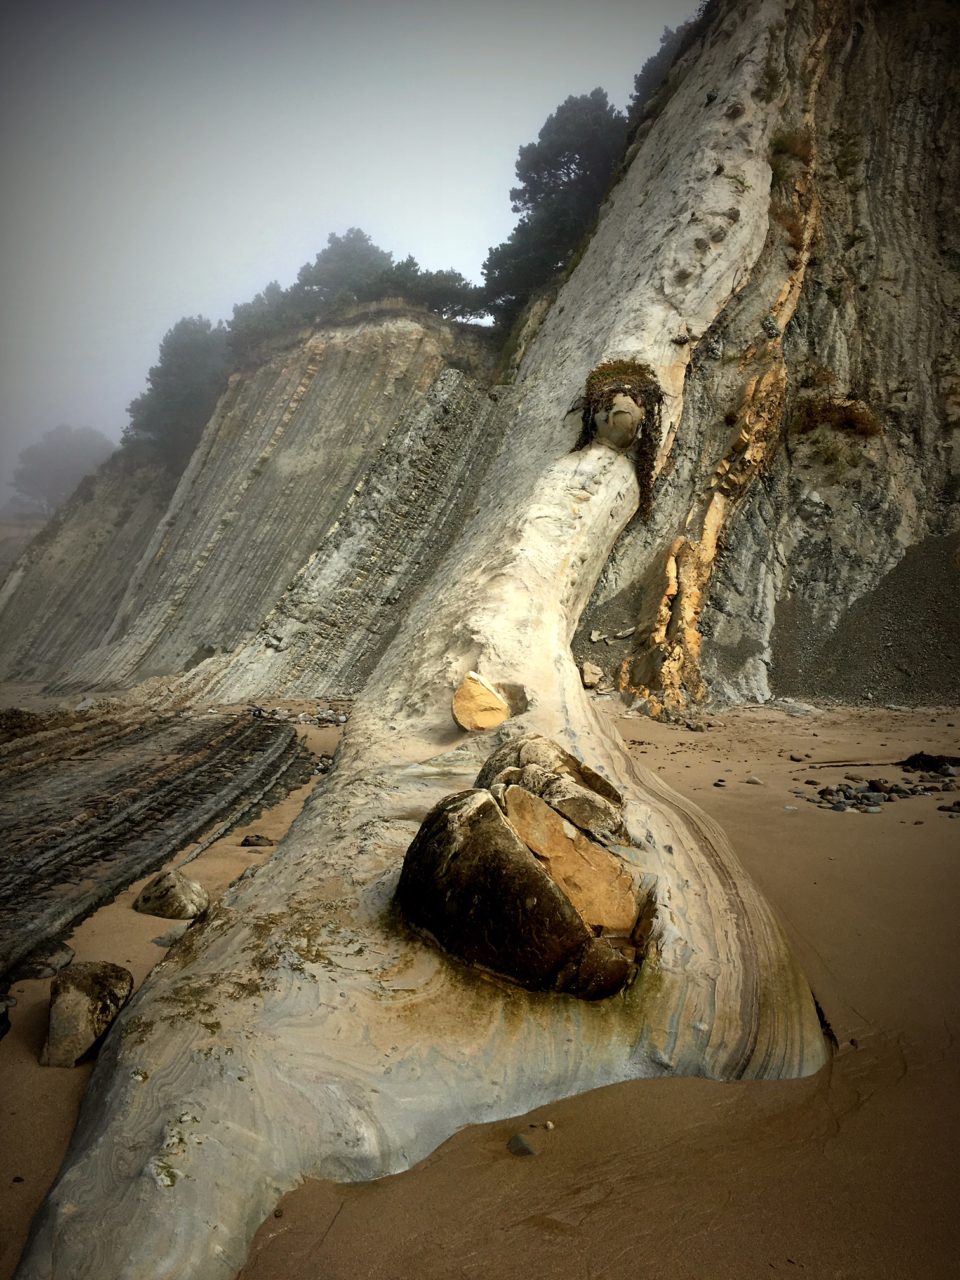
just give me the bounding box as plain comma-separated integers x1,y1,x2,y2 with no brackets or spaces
0,456,173,682
0,307,495,698
575,0,960,712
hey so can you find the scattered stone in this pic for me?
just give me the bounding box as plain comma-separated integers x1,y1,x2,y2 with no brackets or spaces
713,779,726,788
152,923,191,948
864,806,883,814
240,834,274,847
789,753,804,762
543,1120,556,1131
589,629,606,643
133,869,209,920
507,1134,536,1157
451,671,510,731
784,805,798,812
744,776,763,785
39,962,133,1067
581,661,604,689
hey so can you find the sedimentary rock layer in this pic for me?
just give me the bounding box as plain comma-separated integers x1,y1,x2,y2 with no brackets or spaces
0,456,172,683
0,711,312,984
576,0,960,711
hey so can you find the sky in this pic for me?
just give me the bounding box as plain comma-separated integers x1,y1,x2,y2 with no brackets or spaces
0,0,694,497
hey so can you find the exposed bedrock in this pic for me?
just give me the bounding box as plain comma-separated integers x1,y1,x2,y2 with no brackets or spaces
577,0,960,712
18,3,832,1275
0,308,497,697
0,455,173,683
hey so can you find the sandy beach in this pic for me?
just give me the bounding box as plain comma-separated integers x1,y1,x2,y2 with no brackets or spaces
3,704,958,1279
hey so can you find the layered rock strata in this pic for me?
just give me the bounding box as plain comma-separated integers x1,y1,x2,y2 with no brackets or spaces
575,0,960,711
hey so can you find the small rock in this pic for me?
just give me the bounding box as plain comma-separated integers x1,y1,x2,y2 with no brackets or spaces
40,962,133,1067
745,776,763,785
133,870,209,920
864,806,883,814
789,753,804,762
507,1134,536,1157
589,629,606,643
581,661,604,690
784,805,798,812
713,779,726,788
240,834,274,848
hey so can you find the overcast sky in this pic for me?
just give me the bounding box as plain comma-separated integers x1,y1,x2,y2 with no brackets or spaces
0,0,693,496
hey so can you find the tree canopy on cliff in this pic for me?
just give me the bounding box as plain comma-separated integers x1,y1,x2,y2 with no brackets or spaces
481,89,628,327
122,316,230,473
12,425,115,513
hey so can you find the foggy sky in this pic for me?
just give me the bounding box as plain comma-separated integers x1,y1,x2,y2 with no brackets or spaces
0,0,694,496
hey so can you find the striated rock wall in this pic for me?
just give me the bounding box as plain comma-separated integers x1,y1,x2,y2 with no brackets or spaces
576,0,960,711
0,308,496,697
0,456,173,683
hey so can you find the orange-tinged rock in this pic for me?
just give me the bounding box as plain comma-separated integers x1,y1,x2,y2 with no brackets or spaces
451,671,510,731
503,786,638,934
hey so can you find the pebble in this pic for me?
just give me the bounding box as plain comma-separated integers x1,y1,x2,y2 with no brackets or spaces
784,805,798,812
789,753,804,762
745,776,764,785
713,779,726,788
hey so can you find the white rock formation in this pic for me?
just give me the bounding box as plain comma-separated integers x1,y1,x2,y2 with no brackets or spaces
17,3,833,1275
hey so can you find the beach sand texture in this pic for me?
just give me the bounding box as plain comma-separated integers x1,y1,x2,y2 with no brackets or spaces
2,705,958,1279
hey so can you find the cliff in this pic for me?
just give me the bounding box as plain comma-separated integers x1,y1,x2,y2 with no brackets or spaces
0,455,173,683
0,307,493,698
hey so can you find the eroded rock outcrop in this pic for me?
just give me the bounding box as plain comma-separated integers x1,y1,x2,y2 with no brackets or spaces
19,0,954,1275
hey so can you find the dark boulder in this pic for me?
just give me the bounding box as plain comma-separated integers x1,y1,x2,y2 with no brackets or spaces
395,789,629,1000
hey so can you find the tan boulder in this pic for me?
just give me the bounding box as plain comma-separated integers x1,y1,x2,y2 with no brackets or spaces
581,661,604,688
451,671,510,731
503,786,639,934
595,393,644,450
133,869,209,920
40,961,133,1067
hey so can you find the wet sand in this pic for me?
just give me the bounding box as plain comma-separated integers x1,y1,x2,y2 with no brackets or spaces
3,706,959,1279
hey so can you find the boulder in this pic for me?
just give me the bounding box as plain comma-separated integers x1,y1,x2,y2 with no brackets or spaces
490,762,626,843
39,961,133,1067
581,661,603,688
502,786,638,933
475,733,623,809
395,790,630,1000
133,869,209,920
451,671,510,731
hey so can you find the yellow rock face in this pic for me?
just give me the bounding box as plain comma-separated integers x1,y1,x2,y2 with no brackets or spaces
451,671,510,731
503,786,638,934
